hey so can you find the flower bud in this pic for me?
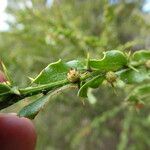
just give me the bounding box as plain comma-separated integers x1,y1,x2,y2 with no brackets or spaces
67,69,80,83
106,71,117,83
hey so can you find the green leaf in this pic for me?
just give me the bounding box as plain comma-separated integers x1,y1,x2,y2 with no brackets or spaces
33,59,69,84
78,75,104,97
89,50,127,71
132,50,150,63
0,84,11,96
66,60,86,70
18,85,70,119
18,94,52,119
117,67,150,84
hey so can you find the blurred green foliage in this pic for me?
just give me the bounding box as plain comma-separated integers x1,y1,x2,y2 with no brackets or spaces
0,0,150,150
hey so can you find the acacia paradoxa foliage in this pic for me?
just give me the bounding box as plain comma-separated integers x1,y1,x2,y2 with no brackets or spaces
0,50,149,119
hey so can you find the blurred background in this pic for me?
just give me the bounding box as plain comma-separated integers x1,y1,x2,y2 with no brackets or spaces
0,0,150,150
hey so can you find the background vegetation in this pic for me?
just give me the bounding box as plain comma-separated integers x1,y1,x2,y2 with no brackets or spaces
0,0,150,150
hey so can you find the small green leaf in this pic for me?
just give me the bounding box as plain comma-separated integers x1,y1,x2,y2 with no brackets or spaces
33,60,69,84
132,50,150,63
89,50,127,71
18,85,70,119
78,75,104,97
135,84,150,95
117,67,149,84
18,94,52,119
0,93,21,110
127,84,150,102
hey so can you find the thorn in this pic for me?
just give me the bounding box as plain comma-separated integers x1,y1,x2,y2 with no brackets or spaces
86,52,91,71
128,65,139,72
28,76,34,82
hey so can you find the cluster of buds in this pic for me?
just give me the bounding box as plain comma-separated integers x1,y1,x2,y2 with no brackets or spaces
105,71,117,84
67,68,80,83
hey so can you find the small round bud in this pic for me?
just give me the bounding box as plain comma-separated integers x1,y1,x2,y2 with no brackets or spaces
67,69,80,83
106,71,117,83
135,102,144,110
145,60,150,69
